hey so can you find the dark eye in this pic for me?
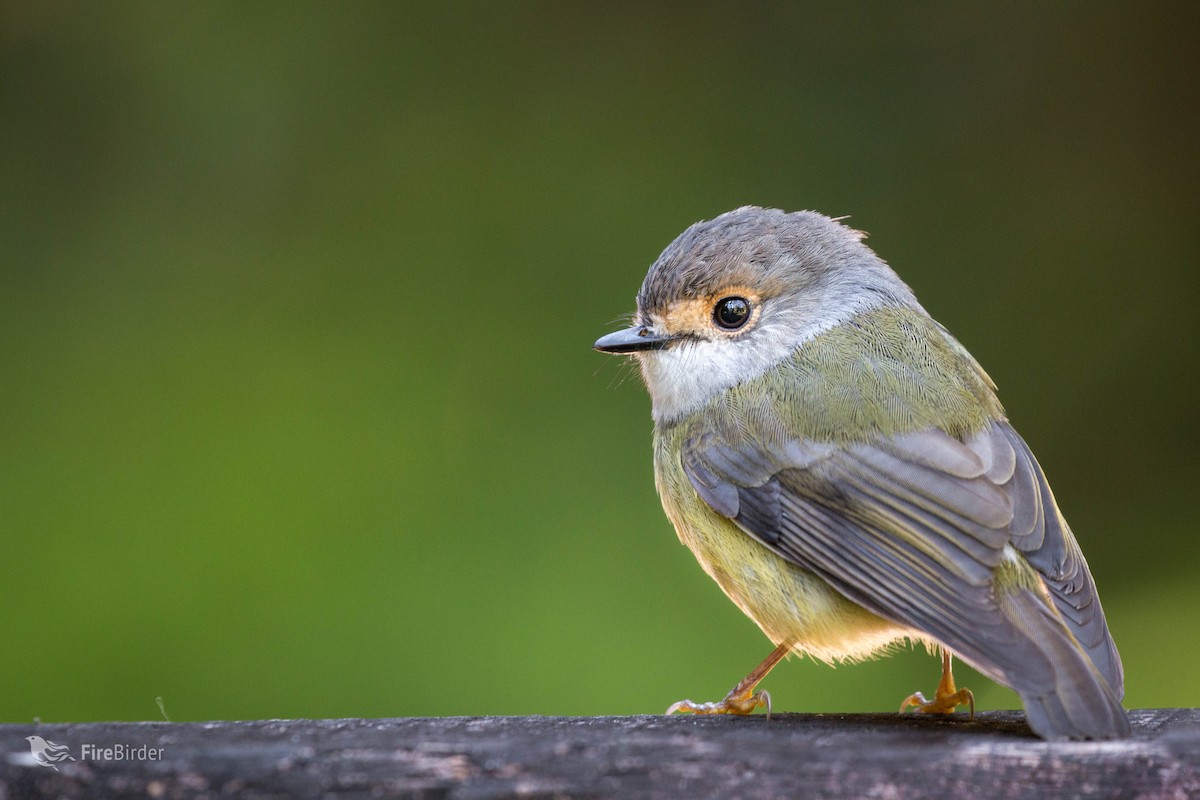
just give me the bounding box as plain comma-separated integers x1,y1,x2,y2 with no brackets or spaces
713,296,751,330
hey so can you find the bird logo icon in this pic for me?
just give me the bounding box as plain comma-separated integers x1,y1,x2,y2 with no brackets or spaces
24,735,75,771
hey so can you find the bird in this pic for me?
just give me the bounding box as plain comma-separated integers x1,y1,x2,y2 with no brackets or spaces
25,735,75,771
593,206,1130,740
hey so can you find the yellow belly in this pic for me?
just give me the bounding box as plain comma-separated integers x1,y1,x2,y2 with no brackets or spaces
656,453,914,663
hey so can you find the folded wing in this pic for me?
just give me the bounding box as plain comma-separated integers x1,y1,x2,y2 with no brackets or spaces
682,421,1128,739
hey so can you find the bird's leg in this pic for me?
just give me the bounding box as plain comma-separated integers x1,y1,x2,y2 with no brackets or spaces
666,643,790,718
899,649,975,716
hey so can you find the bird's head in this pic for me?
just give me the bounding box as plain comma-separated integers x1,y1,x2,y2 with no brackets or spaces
594,207,920,423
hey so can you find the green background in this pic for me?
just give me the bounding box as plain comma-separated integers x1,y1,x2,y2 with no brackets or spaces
3,3,1197,723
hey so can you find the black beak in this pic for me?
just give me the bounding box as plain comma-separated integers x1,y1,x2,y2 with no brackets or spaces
593,325,672,354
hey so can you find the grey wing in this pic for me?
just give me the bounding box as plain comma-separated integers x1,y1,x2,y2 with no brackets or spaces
683,421,1128,740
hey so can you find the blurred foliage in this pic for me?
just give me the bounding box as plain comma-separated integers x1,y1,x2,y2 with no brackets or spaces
1,2,1197,723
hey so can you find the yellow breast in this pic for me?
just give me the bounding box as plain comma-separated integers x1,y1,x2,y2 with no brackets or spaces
654,430,914,663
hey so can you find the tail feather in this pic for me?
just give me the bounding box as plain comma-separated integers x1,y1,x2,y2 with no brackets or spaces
997,580,1130,740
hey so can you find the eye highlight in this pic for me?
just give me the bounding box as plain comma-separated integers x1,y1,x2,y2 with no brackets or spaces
713,296,751,330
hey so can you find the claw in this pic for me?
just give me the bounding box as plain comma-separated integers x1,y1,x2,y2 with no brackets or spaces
899,691,930,713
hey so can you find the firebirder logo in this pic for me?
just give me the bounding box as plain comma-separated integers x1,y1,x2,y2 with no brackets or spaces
24,736,75,771
19,736,165,770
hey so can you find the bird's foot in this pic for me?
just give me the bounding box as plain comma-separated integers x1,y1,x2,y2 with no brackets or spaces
898,687,975,715
666,687,772,717
665,642,790,719
899,649,975,717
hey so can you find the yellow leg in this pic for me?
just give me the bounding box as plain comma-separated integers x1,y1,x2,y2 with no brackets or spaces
899,650,975,716
666,643,790,719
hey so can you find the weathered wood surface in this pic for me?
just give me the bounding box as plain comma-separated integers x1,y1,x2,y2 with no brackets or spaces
2,710,1197,798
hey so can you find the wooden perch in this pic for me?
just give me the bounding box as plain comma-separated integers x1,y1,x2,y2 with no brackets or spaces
2,709,1198,798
